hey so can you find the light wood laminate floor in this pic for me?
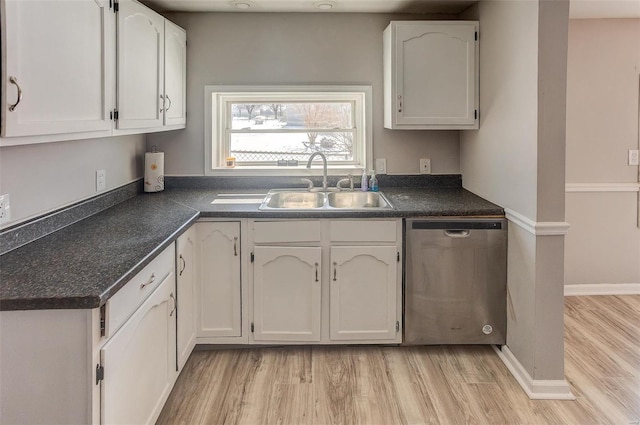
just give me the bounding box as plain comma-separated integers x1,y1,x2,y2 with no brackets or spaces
157,295,640,425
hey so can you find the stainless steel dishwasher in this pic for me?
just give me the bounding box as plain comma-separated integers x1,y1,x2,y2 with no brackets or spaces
404,218,507,345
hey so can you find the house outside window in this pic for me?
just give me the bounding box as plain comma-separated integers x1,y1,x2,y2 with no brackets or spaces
205,85,372,176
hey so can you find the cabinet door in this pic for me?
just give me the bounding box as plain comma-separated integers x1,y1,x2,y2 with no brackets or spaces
253,246,321,342
389,21,478,129
117,0,164,130
164,19,186,126
197,222,241,338
330,246,398,341
176,226,196,370
1,0,113,137
101,272,177,425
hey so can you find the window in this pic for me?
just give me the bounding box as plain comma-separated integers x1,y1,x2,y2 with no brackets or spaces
205,85,372,175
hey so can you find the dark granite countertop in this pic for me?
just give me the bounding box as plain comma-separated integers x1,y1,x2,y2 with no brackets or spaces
163,186,504,218
0,177,502,311
0,196,199,311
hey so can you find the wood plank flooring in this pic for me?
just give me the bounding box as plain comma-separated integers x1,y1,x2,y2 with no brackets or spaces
156,295,640,425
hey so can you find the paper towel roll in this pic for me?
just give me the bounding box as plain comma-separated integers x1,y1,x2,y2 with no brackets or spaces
144,151,164,192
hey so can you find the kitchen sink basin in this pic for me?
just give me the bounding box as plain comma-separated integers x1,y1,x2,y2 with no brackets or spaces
327,191,392,209
258,189,393,211
262,191,325,209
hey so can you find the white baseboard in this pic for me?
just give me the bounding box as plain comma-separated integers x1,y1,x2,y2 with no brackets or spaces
492,345,575,400
564,283,640,296
504,208,570,236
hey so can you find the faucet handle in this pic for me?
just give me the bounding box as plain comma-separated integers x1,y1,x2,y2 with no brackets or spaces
336,174,354,191
301,178,314,191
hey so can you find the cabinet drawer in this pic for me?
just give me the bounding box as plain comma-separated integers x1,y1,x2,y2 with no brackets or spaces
106,243,175,338
330,220,397,242
253,221,321,243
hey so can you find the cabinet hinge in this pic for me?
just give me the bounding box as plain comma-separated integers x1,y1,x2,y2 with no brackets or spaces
396,321,400,332
250,252,254,263
251,322,254,333
397,252,400,262
99,304,106,337
475,31,478,41
474,109,478,120
96,364,104,385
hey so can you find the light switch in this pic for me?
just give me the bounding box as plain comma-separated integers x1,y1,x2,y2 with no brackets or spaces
375,158,387,174
629,149,639,166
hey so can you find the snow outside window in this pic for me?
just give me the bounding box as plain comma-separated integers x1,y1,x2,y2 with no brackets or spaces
205,85,372,176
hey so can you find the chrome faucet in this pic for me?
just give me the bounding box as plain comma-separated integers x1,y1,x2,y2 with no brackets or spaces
306,152,328,190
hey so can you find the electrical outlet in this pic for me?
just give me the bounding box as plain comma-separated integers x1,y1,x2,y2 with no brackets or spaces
629,149,639,166
375,158,387,174
96,169,106,192
420,158,431,174
0,194,11,225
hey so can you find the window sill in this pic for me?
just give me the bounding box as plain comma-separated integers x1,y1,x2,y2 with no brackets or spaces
206,165,365,177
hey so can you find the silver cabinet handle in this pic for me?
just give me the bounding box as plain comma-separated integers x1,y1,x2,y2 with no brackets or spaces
233,237,238,256
333,262,337,281
140,273,155,289
315,262,319,282
165,94,172,111
179,254,186,276
8,76,22,112
160,94,164,112
169,292,176,316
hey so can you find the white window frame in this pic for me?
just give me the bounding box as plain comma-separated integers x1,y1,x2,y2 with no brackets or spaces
204,85,372,177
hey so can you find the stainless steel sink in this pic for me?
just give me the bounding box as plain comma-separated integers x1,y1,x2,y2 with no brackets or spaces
327,191,392,209
261,191,325,209
258,189,393,211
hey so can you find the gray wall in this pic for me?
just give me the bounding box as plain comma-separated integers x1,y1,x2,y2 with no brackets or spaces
461,0,569,383
564,18,640,286
146,12,461,176
460,1,539,219
0,135,145,226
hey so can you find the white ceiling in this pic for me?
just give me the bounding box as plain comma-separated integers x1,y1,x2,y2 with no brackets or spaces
142,0,640,18
141,0,475,14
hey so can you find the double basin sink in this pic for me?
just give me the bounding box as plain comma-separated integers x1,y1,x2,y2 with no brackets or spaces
259,190,394,211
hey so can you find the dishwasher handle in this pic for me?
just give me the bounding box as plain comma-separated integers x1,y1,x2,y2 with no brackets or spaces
410,220,504,230
444,229,471,238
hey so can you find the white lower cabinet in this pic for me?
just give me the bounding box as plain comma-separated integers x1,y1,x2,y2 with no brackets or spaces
249,219,402,345
0,243,177,425
176,226,197,370
330,246,398,340
252,246,322,342
0,218,403,424
101,270,177,425
196,221,242,340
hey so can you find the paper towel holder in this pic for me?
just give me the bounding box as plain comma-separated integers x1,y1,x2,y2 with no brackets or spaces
144,146,165,193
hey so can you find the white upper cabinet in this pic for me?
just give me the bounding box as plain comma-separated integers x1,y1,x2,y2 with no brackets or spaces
384,21,479,130
116,0,165,130
163,19,187,127
1,0,186,143
1,0,114,137
116,0,186,131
